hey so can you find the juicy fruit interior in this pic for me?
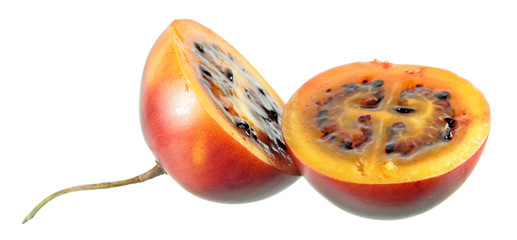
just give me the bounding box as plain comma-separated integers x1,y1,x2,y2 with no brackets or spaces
172,23,296,174
283,61,490,183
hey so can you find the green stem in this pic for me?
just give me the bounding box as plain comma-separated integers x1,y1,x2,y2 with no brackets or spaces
22,163,165,224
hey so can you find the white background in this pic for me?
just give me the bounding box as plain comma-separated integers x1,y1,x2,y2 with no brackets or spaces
2,0,515,239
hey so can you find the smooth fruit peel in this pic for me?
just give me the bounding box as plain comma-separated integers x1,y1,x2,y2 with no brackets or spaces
140,20,299,203
293,140,486,219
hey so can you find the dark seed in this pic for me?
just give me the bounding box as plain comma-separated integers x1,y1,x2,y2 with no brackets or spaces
385,143,395,154
267,109,278,122
251,133,259,142
276,138,287,150
442,128,454,141
358,114,371,122
362,97,382,108
258,88,266,96
225,69,234,82
316,110,328,117
245,89,252,99
199,65,212,77
235,120,250,131
370,80,384,87
395,107,416,114
194,42,205,53
416,84,423,88
362,80,368,84
340,141,354,150
434,91,451,101
245,128,252,136
261,105,278,123
326,89,332,92
444,117,458,129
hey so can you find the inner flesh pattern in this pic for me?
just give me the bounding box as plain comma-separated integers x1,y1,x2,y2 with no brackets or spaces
192,41,292,169
314,80,459,159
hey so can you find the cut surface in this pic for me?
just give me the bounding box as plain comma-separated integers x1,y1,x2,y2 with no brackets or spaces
170,20,297,175
283,60,490,183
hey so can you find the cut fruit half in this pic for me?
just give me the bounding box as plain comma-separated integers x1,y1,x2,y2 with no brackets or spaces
140,20,299,203
282,60,490,219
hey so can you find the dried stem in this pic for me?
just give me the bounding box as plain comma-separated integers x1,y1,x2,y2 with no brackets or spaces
22,164,165,224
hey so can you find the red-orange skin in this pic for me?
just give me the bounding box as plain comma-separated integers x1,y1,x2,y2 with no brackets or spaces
289,140,486,219
140,22,298,203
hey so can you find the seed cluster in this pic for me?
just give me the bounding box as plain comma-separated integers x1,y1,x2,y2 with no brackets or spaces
314,80,459,157
315,80,383,151
193,41,290,162
385,85,458,155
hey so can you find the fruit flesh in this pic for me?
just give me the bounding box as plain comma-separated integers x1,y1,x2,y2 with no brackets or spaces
283,60,490,184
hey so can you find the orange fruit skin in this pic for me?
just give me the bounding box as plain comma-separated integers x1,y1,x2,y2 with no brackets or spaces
140,22,298,203
289,140,486,219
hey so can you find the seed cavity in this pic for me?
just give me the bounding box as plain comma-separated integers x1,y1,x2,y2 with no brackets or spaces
192,39,291,168
317,110,329,118
314,80,383,151
370,80,384,87
314,81,457,159
385,86,457,156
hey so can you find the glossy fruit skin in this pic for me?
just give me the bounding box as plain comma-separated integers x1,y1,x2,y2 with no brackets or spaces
290,139,486,219
140,21,298,203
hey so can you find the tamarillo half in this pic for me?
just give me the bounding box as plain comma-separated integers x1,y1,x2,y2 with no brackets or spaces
282,60,490,219
23,20,299,223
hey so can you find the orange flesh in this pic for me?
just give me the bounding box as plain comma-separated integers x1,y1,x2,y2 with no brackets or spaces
170,20,296,174
283,60,490,183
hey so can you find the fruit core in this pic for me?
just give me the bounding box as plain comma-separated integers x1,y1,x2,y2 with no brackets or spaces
178,37,294,173
316,81,457,158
